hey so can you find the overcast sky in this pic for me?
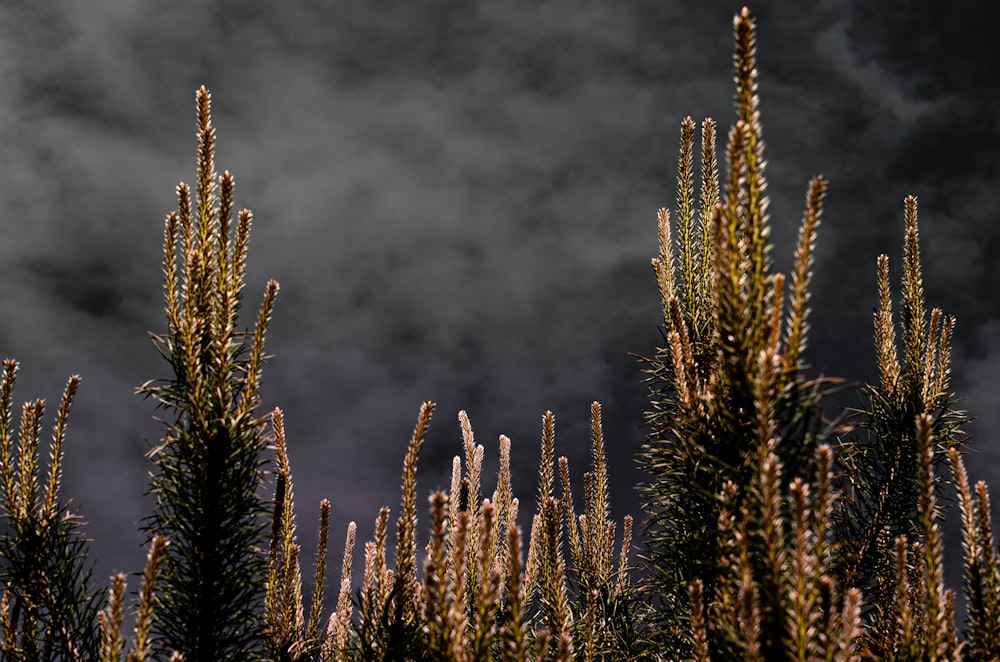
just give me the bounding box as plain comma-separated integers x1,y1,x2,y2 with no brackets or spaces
0,0,997,603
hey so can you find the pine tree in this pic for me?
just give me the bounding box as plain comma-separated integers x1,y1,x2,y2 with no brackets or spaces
638,8,839,656
138,86,279,661
834,195,967,650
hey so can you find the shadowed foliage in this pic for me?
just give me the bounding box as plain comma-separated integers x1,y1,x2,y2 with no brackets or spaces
833,195,968,647
0,7,995,661
0,363,100,660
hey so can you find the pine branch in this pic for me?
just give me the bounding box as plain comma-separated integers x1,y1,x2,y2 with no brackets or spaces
0,362,101,659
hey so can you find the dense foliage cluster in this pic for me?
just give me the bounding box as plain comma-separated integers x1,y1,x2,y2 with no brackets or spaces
0,7,997,661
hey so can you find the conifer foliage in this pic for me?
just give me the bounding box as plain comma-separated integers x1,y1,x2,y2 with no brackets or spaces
0,7,998,662
137,86,279,661
0,370,174,662
835,195,967,637
262,407,336,661
0,363,99,660
638,7,840,656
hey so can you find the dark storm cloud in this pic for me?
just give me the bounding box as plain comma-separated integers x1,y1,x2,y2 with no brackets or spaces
0,0,996,598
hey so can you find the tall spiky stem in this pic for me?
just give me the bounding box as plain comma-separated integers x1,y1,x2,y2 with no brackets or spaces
500,524,529,662
129,536,170,662
950,448,1000,658
385,401,435,657
100,574,126,662
423,491,452,658
264,408,305,659
308,499,333,648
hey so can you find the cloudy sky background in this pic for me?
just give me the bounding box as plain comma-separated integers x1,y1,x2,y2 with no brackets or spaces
0,0,997,602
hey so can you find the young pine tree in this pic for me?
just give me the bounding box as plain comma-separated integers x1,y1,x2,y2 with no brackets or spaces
834,195,967,643
138,86,279,661
639,8,838,656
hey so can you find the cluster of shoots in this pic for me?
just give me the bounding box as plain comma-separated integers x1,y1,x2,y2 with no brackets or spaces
640,6,1000,660
0,6,997,661
264,399,637,661
0,361,180,660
